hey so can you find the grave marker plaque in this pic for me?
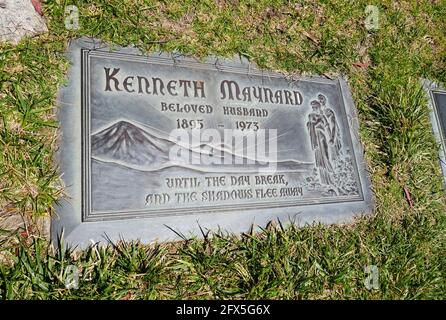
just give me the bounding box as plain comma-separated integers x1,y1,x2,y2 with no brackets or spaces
424,80,446,185
52,38,374,247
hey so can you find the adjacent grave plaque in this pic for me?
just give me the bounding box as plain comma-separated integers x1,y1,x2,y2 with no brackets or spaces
424,80,446,185
52,38,374,247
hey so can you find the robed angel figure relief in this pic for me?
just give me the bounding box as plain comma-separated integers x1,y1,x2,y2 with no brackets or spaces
306,94,343,187
307,100,335,185
318,94,342,162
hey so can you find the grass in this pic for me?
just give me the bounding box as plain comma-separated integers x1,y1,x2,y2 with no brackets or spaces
0,0,446,299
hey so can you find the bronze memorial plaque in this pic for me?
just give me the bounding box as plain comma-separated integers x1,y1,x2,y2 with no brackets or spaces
424,80,446,186
52,38,373,247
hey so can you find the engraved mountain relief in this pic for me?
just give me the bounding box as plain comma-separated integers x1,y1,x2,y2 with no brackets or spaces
92,120,171,168
91,120,313,173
